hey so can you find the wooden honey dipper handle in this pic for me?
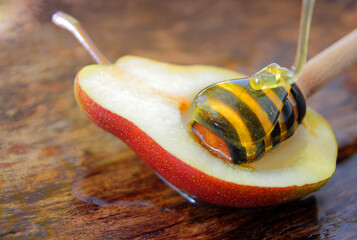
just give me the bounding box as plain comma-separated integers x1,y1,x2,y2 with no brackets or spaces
299,29,357,98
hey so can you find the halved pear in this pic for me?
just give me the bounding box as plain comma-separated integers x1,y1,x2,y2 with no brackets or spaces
74,55,337,207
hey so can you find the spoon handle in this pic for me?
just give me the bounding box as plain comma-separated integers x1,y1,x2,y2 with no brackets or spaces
299,29,357,98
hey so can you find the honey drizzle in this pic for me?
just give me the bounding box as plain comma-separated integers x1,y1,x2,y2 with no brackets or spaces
249,0,315,90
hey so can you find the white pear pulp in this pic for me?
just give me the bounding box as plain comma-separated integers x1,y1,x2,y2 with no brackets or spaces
77,56,337,188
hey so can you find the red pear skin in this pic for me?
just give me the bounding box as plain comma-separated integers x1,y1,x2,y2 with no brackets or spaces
74,76,329,208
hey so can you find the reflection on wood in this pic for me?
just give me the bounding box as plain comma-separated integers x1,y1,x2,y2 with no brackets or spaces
1,0,357,239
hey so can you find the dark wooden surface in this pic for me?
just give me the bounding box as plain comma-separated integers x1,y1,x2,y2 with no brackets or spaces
1,0,357,239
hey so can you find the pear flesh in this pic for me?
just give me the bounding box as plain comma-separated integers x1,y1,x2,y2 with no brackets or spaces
75,56,337,196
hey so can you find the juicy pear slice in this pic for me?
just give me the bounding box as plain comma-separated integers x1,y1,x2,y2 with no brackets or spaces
75,55,337,207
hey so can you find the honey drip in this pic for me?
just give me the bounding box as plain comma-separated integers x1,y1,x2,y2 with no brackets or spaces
249,0,315,90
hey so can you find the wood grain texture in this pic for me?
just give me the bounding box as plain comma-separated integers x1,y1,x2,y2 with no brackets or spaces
1,0,357,239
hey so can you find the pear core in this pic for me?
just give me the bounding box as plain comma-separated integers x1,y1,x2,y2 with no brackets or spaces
76,55,337,188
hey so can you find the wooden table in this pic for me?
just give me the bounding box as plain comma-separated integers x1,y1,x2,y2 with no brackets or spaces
1,0,357,239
